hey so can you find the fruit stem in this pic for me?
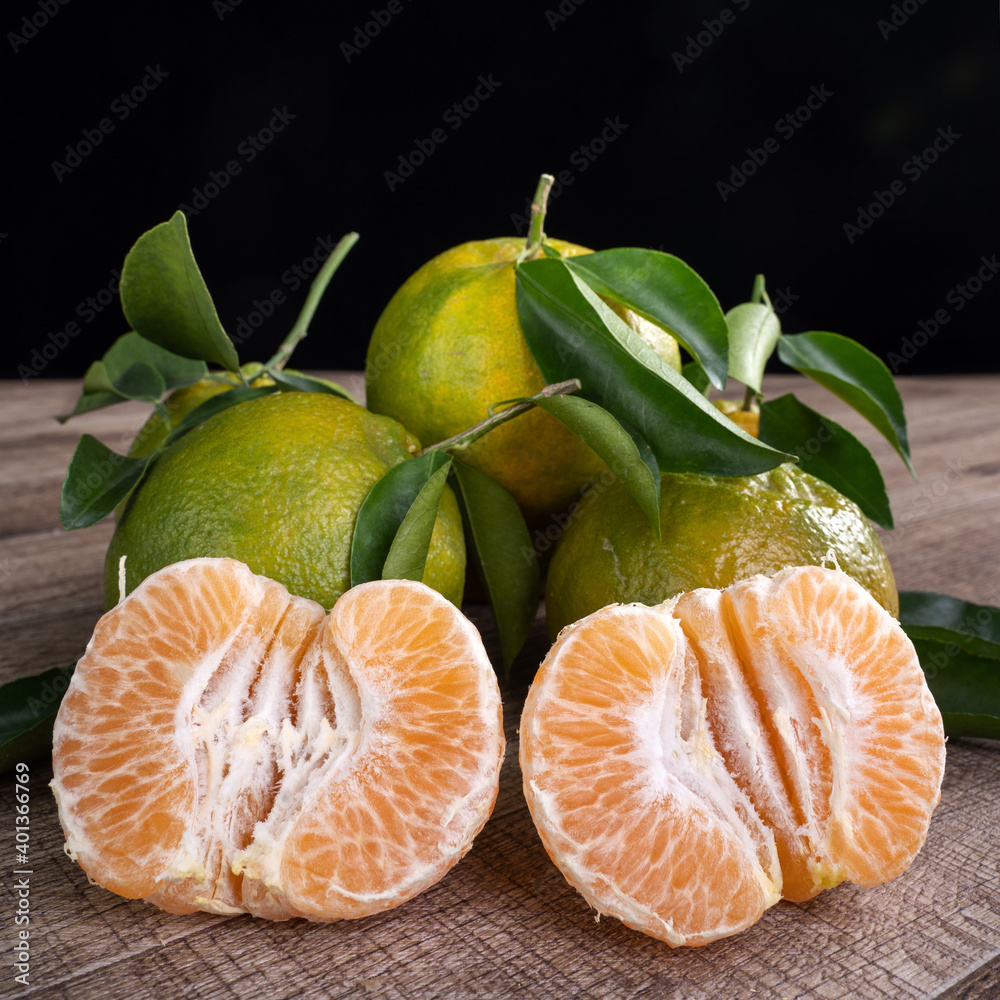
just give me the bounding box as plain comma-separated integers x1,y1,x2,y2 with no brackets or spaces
418,379,582,456
519,174,555,262
743,275,772,410
266,232,360,371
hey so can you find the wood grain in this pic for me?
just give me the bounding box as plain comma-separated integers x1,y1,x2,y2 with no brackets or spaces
1,374,998,1000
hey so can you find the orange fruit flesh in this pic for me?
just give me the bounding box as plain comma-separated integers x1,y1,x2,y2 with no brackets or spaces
520,565,945,946
52,558,504,920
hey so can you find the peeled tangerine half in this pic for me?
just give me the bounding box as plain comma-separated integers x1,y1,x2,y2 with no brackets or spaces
520,565,946,946
51,557,504,920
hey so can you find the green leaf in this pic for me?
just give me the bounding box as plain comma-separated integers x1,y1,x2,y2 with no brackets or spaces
759,393,894,529
899,591,1000,661
450,459,539,673
682,360,711,396
382,458,454,581
907,636,1000,739
0,663,76,773
777,331,914,476
515,257,792,477
106,361,166,403
59,435,155,530
120,211,240,371
57,331,208,423
269,369,359,403
726,302,781,394
531,394,661,536
58,389,125,421
103,332,208,398
562,248,729,389
82,358,118,395
163,385,279,446
350,451,454,587
57,361,130,422
900,591,1000,739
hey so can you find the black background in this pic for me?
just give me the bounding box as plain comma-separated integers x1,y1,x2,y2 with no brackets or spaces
5,0,999,382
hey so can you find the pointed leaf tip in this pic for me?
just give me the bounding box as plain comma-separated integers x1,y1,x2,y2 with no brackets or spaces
451,459,538,674
351,451,454,588
777,331,914,477
531,393,661,536
759,394,894,529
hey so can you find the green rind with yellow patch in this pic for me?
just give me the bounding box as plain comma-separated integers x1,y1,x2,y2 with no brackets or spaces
365,237,680,526
544,463,897,640
105,392,465,610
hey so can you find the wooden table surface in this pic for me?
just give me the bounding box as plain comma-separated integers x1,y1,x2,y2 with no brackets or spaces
1,373,998,1000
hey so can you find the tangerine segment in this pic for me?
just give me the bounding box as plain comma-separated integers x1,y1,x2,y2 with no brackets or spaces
718,566,945,890
521,565,945,946
275,579,506,918
51,558,504,921
520,605,782,948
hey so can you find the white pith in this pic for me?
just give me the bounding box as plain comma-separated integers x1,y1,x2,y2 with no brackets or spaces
51,558,504,921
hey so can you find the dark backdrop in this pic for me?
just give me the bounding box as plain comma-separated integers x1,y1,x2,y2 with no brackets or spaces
5,0,999,383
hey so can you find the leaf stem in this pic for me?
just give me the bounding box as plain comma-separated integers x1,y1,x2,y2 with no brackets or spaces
519,174,555,262
266,232,360,371
418,379,582,456
743,274,773,409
